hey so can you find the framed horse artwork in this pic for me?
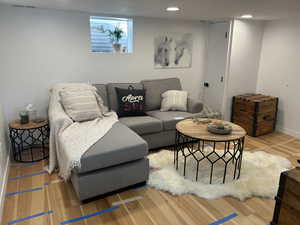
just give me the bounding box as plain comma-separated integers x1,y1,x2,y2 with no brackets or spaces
154,33,193,69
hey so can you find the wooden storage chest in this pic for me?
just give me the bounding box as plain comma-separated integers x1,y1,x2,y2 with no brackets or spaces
231,94,278,137
271,167,300,225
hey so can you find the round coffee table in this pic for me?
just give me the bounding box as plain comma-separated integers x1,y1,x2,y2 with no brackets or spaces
174,118,246,184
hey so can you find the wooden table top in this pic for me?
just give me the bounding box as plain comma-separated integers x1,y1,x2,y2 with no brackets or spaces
176,119,246,141
9,120,48,130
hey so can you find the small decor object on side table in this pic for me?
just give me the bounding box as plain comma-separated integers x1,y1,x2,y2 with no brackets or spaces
9,119,49,162
19,110,29,124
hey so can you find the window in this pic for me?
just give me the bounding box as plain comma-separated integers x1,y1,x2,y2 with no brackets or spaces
89,16,133,53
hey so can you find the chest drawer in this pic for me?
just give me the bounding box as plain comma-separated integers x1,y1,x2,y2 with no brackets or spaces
233,110,276,122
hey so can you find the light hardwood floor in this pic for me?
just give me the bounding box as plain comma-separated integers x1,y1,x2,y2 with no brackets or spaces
2,132,300,225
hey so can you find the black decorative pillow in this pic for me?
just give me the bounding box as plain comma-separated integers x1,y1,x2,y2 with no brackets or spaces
115,86,146,117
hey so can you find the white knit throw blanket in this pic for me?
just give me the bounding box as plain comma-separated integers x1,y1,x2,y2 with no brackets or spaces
47,83,118,180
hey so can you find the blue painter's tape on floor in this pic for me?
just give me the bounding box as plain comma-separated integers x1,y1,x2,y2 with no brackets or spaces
208,213,238,225
60,206,120,225
10,163,37,169
5,187,43,197
7,210,53,225
8,171,48,181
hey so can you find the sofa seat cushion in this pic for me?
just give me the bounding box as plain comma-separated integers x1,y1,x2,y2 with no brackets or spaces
77,122,148,174
119,116,163,135
146,110,192,131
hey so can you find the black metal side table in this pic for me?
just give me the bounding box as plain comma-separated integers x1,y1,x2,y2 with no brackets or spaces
9,120,49,162
174,119,246,184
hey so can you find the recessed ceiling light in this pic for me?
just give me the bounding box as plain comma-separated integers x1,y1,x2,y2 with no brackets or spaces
241,14,253,19
166,6,180,12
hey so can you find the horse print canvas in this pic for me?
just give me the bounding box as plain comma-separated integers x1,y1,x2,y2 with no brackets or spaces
154,33,192,69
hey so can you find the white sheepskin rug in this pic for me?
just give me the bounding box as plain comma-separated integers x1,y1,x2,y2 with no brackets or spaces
147,148,292,200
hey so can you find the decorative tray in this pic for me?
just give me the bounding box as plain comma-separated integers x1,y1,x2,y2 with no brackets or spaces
207,122,232,135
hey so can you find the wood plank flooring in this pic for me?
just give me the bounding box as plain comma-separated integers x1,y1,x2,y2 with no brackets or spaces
2,132,299,225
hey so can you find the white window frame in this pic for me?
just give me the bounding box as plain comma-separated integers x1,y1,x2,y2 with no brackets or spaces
89,16,133,53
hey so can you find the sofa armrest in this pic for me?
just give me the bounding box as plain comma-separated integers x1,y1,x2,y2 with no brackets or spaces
187,98,203,113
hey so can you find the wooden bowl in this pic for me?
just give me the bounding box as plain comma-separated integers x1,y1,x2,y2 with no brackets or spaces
207,122,232,135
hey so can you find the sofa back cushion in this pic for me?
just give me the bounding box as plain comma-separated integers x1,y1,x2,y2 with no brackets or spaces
107,83,144,112
141,78,182,111
93,84,109,107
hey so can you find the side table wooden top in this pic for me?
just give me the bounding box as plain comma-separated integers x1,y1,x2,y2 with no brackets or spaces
9,120,48,130
176,119,246,141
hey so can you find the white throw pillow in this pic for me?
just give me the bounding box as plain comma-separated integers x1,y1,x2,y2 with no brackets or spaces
160,90,188,112
60,89,102,122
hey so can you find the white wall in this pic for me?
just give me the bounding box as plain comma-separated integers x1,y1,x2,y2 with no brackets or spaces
223,20,264,120
0,4,207,121
257,19,300,137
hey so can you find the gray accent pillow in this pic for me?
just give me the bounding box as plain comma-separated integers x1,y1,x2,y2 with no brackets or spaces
141,78,182,111
107,83,143,112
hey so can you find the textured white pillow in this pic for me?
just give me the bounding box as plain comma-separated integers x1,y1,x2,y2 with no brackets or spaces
160,90,188,112
60,89,102,122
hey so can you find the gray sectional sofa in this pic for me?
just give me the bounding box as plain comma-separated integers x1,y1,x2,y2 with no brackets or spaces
71,78,203,201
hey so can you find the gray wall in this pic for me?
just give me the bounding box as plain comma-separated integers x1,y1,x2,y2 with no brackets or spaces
0,4,207,121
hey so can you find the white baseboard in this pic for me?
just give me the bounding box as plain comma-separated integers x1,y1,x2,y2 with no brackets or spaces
0,155,10,223
276,126,300,139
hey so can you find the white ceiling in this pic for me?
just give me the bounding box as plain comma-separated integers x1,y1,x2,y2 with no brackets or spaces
1,0,300,21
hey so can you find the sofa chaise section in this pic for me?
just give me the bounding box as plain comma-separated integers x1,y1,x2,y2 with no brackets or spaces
71,122,149,201
77,122,148,173
71,158,148,201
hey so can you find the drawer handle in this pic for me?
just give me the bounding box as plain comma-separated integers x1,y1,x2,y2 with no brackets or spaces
240,109,246,112
263,115,273,121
